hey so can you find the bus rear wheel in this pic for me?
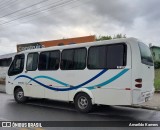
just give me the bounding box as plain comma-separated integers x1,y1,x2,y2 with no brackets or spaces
74,93,92,113
14,87,27,103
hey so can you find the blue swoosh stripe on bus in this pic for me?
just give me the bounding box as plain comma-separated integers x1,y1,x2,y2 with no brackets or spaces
14,69,107,91
29,69,107,89
86,69,129,90
73,69,107,88
28,76,69,87
14,69,129,91
15,75,69,91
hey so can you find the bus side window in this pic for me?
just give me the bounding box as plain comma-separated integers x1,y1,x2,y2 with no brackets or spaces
106,44,126,69
88,43,126,70
61,49,74,70
61,48,86,70
88,46,106,69
26,53,38,71
49,51,60,70
38,50,60,70
73,48,86,70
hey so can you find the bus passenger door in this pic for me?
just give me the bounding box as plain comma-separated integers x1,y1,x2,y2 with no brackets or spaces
25,53,45,98
38,50,69,101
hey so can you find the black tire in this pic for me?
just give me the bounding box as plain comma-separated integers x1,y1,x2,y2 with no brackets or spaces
14,87,27,103
74,93,92,113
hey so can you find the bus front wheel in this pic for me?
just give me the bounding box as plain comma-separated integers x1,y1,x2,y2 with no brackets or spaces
14,87,27,103
74,93,92,113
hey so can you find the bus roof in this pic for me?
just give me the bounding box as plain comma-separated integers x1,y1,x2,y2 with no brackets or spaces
17,37,139,54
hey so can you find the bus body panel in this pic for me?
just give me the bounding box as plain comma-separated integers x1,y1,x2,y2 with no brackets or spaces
91,42,132,105
130,40,155,104
24,71,45,98
6,38,155,107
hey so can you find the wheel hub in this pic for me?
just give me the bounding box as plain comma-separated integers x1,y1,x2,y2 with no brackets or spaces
17,91,23,100
78,96,88,109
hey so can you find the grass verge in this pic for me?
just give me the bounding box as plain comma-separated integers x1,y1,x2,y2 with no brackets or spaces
155,69,160,91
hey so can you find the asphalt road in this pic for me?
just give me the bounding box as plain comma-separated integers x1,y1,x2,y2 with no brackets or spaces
0,92,160,130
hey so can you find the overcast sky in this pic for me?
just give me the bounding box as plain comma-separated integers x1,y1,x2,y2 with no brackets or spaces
0,0,160,55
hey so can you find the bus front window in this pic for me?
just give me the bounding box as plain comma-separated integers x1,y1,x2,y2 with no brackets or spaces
8,54,25,76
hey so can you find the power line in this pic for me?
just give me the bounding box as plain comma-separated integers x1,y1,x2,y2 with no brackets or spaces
0,0,78,26
0,0,92,49
0,0,15,7
0,0,18,11
0,0,70,23
19,0,90,24
0,0,90,30
1,0,80,37
0,0,50,19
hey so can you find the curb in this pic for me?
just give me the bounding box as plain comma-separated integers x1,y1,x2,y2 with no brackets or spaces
155,91,160,93
129,105,160,111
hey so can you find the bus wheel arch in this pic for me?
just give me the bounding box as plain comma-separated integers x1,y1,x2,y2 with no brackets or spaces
14,86,22,93
73,89,95,104
14,86,27,103
73,90,94,113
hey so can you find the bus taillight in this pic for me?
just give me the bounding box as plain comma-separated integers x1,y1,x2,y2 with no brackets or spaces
135,84,142,88
135,78,142,88
135,78,142,83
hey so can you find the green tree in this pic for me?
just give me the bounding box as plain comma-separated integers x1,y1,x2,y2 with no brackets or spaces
113,34,126,39
96,35,112,41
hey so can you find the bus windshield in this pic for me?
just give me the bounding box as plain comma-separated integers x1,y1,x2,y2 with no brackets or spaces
139,43,153,66
8,54,25,76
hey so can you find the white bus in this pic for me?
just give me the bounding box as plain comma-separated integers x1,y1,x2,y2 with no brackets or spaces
0,53,15,85
6,38,155,112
